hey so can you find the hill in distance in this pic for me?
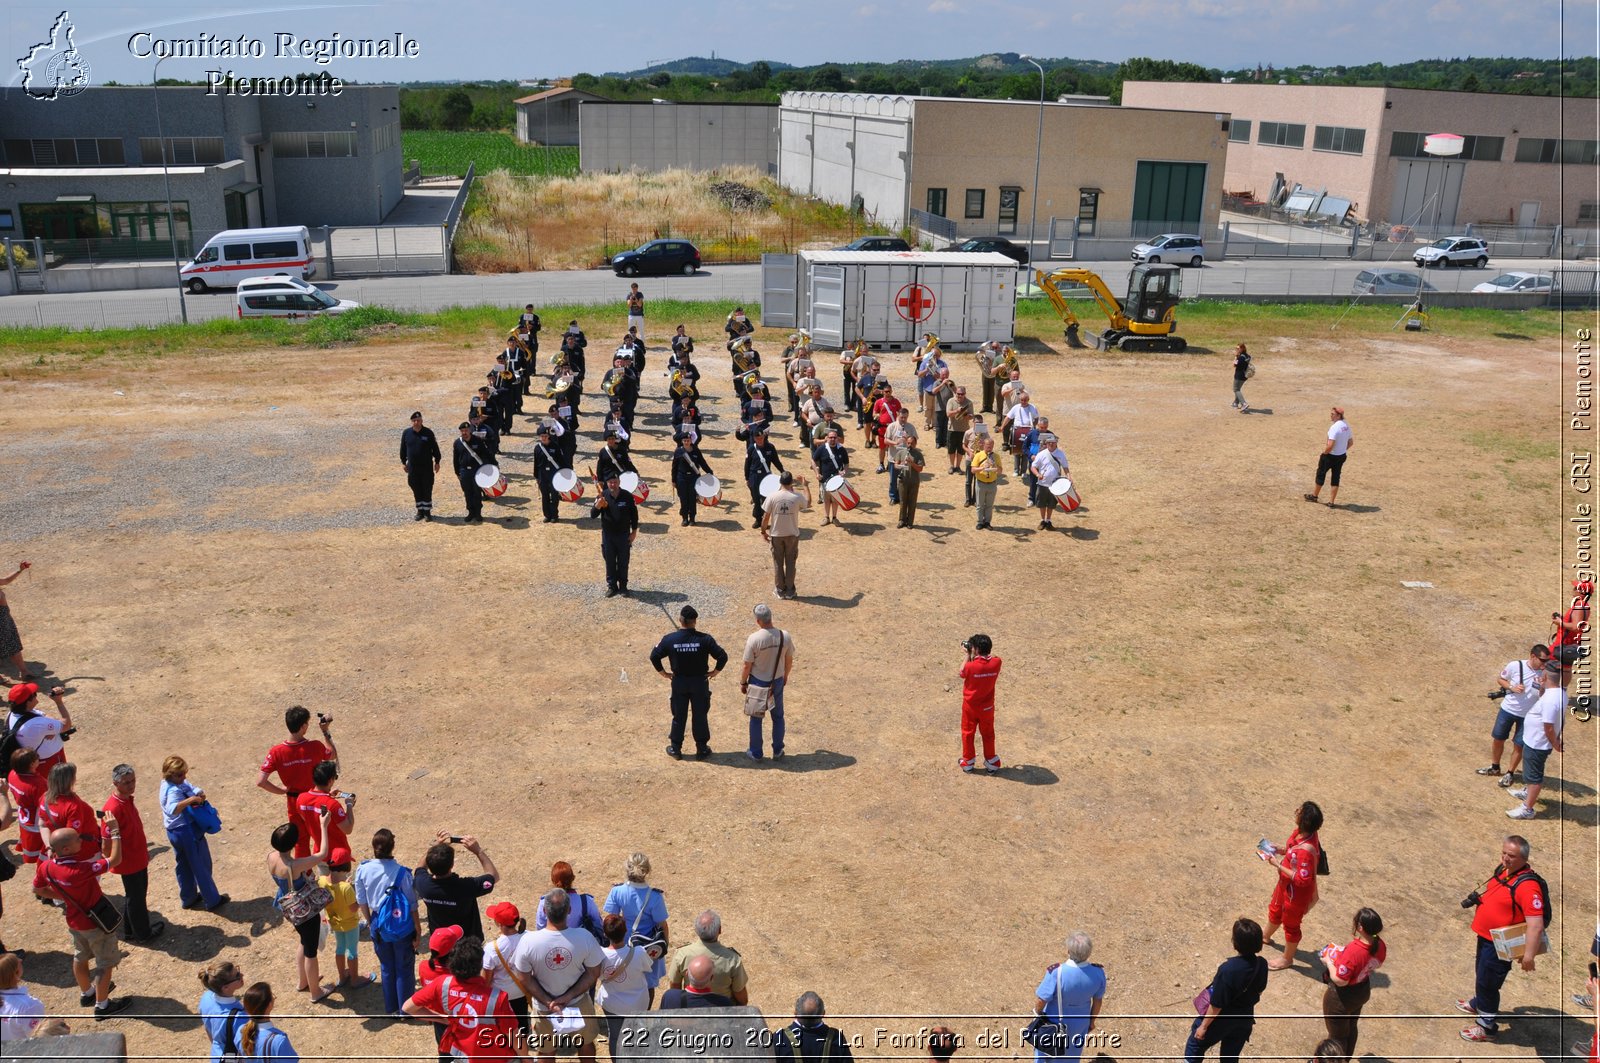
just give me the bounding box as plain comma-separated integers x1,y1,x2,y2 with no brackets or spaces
606,56,794,78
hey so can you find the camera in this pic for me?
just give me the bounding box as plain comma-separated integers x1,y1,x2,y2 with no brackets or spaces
1486,689,1508,701
317,713,331,724
449,835,464,844
1461,890,1482,909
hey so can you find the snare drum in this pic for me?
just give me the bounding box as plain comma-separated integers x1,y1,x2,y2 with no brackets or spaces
1049,477,1081,513
759,473,783,498
824,475,860,511
474,464,508,498
694,474,722,507
618,471,650,504
552,469,585,503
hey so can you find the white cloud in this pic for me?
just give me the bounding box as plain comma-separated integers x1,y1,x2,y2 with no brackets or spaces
928,0,958,10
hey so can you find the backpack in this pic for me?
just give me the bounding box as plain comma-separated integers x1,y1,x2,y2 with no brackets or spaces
574,892,606,943
371,868,414,940
1507,868,1553,928
0,708,40,772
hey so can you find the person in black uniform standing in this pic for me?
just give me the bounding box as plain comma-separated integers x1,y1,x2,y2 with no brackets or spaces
596,430,636,484
744,427,784,530
467,410,500,462
532,424,563,524
591,474,639,597
453,422,490,525
650,605,729,759
400,411,442,522
671,431,715,527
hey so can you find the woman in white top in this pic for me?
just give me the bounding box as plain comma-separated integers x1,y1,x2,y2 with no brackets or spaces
481,901,531,1037
595,913,653,1060
1307,406,1354,507
0,953,45,1043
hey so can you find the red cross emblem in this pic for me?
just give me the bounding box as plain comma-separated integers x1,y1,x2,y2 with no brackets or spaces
894,283,936,323
544,947,572,971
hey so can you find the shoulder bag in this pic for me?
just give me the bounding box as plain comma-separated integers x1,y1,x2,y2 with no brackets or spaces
625,885,666,961
43,867,122,934
1021,960,1073,1057
281,874,333,928
743,631,787,718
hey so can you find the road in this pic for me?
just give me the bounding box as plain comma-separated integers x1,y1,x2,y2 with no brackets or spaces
0,256,1585,330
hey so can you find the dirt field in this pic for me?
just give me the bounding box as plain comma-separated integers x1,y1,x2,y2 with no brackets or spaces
0,309,1587,1063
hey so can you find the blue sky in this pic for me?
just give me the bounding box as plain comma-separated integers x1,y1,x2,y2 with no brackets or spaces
5,0,1595,87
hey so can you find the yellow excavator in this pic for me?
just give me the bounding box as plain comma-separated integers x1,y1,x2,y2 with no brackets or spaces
1033,264,1187,352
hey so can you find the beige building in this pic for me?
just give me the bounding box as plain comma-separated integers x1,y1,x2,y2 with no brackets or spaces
777,91,1228,239
1121,81,1599,229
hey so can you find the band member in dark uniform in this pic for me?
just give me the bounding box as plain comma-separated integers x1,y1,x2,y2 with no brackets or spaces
603,355,640,434
649,605,729,759
741,381,774,440
673,401,704,446
533,425,563,524
744,427,784,530
591,473,639,597
670,325,694,366
671,431,715,527
811,425,851,527
399,411,443,522
730,337,760,405
519,305,541,375
596,430,636,484
624,328,647,375
669,350,701,424
603,401,632,449
725,307,754,348
453,422,489,525
468,410,499,460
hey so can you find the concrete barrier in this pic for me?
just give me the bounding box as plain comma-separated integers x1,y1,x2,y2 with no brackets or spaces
4,1030,126,1059
617,1006,776,1063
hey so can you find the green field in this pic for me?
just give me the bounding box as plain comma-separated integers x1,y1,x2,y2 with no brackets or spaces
401,131,579,177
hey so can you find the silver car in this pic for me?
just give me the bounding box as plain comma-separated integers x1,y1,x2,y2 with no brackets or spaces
1131,233,1205,266
1352,270,1437,296
1472,272,1557,294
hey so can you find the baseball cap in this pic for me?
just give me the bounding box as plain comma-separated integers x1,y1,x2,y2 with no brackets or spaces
486,902,521,928
409,411,422,420
7,682,37,705
328,846,352,868
429,925,464,953
680,605,699,621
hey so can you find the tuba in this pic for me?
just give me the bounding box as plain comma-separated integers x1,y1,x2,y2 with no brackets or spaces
732,338,757,374
551,346,569,372
544,370,574,398
669,368,696,399
739,369,763,393
997,345,1020,377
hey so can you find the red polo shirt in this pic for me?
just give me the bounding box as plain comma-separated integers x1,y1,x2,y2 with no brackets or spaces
960,655,1003,712
34,854,112,932
1472,866,1547,941
296,790,349,851
261,738,330,796
39,794,100,851
101,791,149,875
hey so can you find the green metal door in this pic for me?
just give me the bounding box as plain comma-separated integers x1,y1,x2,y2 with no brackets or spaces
1132,162,1207,232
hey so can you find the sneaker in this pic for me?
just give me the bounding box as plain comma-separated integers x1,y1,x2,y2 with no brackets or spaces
959,759,975,773
1460,1025,1493,1043
1509,788,1529,800
1475,764,1503,775
665,745,682,760
1507,805,1536,820
1499,772,1515,788
1454,1000,1478,1016
80,990,96,1007
985,757,1002,774
95,997,131,1020
746,751,763,762
1573,992,1595,1009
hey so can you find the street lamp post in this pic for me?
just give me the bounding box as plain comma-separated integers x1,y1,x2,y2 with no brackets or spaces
1021,55,1045,265
152,55,189,323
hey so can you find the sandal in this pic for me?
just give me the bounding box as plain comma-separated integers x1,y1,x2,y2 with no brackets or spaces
1302,494,1318,502
310,987,337,1004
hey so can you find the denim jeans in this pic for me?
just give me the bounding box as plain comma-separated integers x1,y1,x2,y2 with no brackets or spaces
1468,934,1513,1031
372,931,417,1015
747,676,786,758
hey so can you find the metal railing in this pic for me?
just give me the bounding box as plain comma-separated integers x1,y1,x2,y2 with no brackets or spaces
909,208,957,242
36,235,195,267
315,163,477,278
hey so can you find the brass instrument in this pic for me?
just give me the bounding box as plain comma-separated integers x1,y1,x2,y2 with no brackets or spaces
997,345,1020,377
602,373,621,397
551,347,569,371
669,368,696,399
739,369,763,392
731,338,757,374
509,332,533,358
544,370,574,398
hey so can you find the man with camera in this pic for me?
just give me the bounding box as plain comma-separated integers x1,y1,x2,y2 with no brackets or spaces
416,831,500,942
1475,646,1549,788
257,706,338,859
1507,660,1568,820
957,635,1002,774
5,682,74,773
1456,835,1549,1042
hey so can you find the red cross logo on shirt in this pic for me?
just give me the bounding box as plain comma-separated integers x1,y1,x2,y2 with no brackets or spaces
894,283,935,323
544,946,573,971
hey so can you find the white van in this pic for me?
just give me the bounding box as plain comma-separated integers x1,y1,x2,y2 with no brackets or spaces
235,276,359,319
181,226,315,293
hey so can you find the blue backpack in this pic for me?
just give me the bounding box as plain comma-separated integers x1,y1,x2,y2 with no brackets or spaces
371,868,414,940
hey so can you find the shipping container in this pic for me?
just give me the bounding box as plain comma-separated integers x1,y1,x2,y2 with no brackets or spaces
760,250,1019,349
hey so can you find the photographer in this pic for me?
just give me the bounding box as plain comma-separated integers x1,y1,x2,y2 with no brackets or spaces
258,706,338,858
416,832,499,942
1474,646,1548,787
1456,835,1548,1042
957,635,1003,775
5,683,74,773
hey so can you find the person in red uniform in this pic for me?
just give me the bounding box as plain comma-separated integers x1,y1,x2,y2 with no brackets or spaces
405,934,524,1060
101,763,164,944
39,762,101,854
957,635,1002,775
1262,800,1323,971
1458,834,1547,1042
32,826,130,1017
7,749,46,864
1550,578,1592,666
872,384,904,473
257,706,338,858
1318,907,1385,1057
295,761,356,853
418,925,464,1063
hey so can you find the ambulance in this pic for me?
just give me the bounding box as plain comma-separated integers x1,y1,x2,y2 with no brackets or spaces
179,226,315,293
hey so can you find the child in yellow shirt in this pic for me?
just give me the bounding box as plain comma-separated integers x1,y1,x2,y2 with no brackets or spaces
320,848,371,989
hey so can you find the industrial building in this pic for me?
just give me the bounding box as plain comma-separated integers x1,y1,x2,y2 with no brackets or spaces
514,86,609,145
0,85,404,256
579,102,778,174
776,91,1229,238
1120,81,1599,229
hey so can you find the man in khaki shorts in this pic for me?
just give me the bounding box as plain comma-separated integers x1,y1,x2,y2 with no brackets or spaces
32,826,130,1018
512,888,603,1062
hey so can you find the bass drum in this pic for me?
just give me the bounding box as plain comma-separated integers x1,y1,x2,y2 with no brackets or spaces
694,475,722,507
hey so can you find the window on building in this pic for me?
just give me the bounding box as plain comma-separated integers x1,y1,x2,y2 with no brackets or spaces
1228,120,1251,143
373,121,399,155
1390,131,1504,161
137,137,224,165
997,187,1019,235
926,188,948,218
1515,137,1599,164
964,188,986,219
2,138,125,167
1581,203,1600,222
0,210,13,230
1313,125,1366,154
1257,122,1306,148
271,131,358,159
19,200,189,244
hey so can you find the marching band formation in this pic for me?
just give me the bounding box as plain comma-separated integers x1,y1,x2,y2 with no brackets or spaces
399,298,1084,556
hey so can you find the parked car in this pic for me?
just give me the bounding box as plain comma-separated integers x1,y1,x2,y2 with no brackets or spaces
610,239,701,276
1472,271,1558,294
834,236,912,252
236,277,360,319
1131,233,1205,266
1352,269,1438,296
1413,236,1489,268
938,237,1029,264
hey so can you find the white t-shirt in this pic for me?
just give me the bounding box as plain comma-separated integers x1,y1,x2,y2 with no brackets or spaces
0,986,45,1042
595,944,653,1015
1522,686,1568,751
1498,659,1545,718
1030,448,1069,486
1328,420,1352,456
511,927,604,1009
5,710,64,760
744,628,795,682
483,931,529,999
